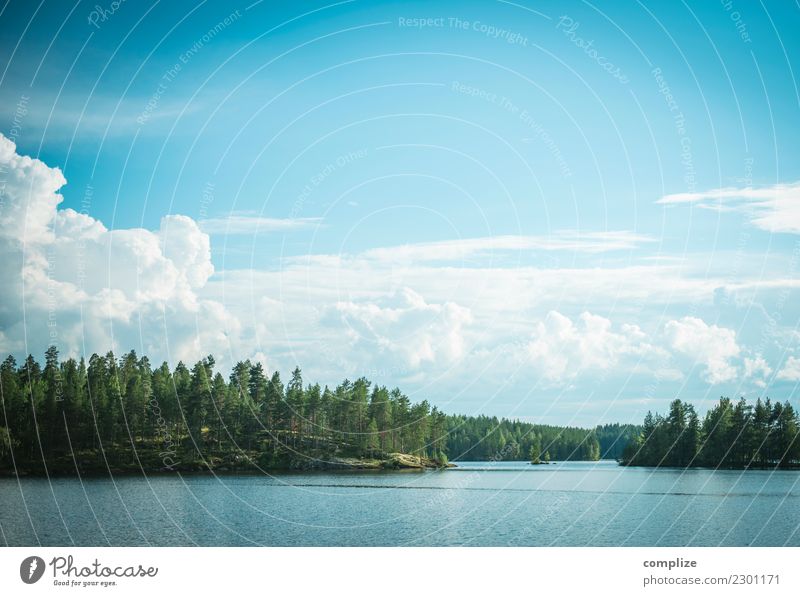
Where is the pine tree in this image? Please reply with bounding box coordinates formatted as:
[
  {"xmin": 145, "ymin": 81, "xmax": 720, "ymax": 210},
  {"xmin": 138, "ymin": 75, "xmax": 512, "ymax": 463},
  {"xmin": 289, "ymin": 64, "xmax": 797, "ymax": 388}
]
[
  {"xmin": 286, "ymin": 367, "xmax": 305, "ymax": 445},
  {"xmin": 4, "ymin": 350, "xmax": 799, "ymax": 473},
  {"xmin": 529, "ymin": 434, "xmax": 541, "ymax": 464},
  {"xmin": 186, "ymin": 360, "xmax": 211, "ymax": 453}
]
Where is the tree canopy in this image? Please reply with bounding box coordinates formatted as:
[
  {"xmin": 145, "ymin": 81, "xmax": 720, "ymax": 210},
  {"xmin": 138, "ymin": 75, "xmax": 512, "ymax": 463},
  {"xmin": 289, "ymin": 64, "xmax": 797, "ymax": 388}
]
[
  {"xmin": 0, "ymin": 348, "xmax": 615, "ymax": 473},
  {"xmin": 622, "ymin": 397, "xmax": 800, "ymax": 468},
  {"xmin": 8, "ymin": 349, "xmax": 792, "ymax": 474}
]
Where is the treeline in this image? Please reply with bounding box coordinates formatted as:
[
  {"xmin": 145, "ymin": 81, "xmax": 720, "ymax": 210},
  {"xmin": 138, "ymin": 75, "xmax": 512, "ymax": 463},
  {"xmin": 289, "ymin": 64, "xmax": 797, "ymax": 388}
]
[
  {"xmin": 445, "ymin": 415, "xmax": 601, "ymax": 461},
  {"xmin": 0, "ymin": 348, "xmax": 612, "ymax": 473},
  {"xmin": 0, "ymin": 348, "xmax": 451, "ymax": 471},
  {"xmin": 595, "ymin": 423, "xmax": 642, "ymax": 460},
  {"xmin": 622, "ymin": 397, "xmax": 800, "ymax": 468}
]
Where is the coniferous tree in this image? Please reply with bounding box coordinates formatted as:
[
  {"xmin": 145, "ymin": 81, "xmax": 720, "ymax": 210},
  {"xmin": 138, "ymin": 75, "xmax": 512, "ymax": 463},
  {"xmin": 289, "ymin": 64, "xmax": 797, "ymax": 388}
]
[
  {"xmin": 4, "ymin": 349, "xmax": 798, "ymax": 473},
  {"xmin": 286, "ymin": 367, "xmax": 305, "ymax": 445},
  {"xmin": 304, "ymin": 383, "xmax": 322, "ymax": 446},
  {"xmin": 529, "ymin": 434, "xmax": 542, "ymax": 464},
  {"xmin": 186, "ymin": 360, "xmax": 211, "ymax": 450},
  {"xmin": 622, "ymin": 396, "xmax": 800, "ymax": 469}
]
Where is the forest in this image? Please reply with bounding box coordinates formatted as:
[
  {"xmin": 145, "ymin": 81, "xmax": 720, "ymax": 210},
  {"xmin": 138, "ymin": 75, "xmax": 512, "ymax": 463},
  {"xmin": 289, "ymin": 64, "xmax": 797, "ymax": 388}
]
[
  {"xmin": 622, "ymin": 397, "xmax": 800, "ymax": 468},
  {"xmin": 0, "ymin": 348, "xmax": 607, "ymax": 474},
  {"xmin": 5, "ymin": 349, "xmax": 795, "ymax": 474}
]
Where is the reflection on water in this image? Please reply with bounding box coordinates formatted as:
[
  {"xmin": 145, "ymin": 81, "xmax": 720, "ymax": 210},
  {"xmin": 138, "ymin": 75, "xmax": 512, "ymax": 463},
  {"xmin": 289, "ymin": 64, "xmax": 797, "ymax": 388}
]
[{"xmin": 1, "ymin": 461, "xmax": 798, "ymax": 546}]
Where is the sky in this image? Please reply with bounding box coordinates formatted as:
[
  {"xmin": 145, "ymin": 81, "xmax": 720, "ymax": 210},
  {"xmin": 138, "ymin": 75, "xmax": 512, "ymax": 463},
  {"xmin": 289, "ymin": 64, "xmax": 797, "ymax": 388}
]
[{"xmin": 1, "ymin": 0, "xmax": 799, "ymax": 426}]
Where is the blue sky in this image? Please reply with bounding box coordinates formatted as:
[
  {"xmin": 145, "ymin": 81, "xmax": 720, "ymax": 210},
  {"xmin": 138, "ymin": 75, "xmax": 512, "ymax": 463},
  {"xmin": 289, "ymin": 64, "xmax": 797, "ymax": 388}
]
[{"xmin": 1, "ymin": 0, "xmax": 799, "ymax": 425}]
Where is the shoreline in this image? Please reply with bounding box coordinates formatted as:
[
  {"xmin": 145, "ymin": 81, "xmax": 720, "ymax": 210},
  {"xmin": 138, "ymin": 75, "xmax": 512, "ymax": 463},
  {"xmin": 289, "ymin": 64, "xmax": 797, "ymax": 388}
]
[
  {"xmin": 5, "ymin": 458, "xmax": 798, "ymax": 478},
  {"xmin": 0, "ymin": 452, "xmax": 456, "ymax": 477}
]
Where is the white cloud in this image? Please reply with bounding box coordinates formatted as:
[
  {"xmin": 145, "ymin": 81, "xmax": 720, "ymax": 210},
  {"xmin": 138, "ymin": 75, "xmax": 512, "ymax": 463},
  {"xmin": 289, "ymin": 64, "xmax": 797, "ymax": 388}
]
[
  {"xmin": 0, "ymin": 133, "xmax": 238, "ymax": 365},
  {"xmin": 657, "ymin": 182, "xmax": 800, "ymax": 233},
  {"xmin": 2, "ymin": 133, "xmax": 793, "ymax": 398},
  {"xmin": 334, "ymin": 287, "xmax": 473, "ymax": 370},
  {"xmin": 200, "ymin": 214, "xmax": 321, "ymax": 235},
  {"xmin": 526, "ymin": 311, "xmax": 668, "ymax": 383},
  {"xmin": 204, "ymin": 242, "xmax": 798, "ymax": 389},
  {"xmin": 0, "ymin": 93, "xmax": 205, "ymax": 140},
  {"xmin": 744, "ymin": 355, "xmax": 772, "ymax": 388},
  {"xmin": 358, "ymin": 230, "xmax": 654, "ymax": 264},
  {"xmin": 776, "ymin": 356, "xmax": 800, "ymax": 382},
  {"xmin": 0, "ymin": 133, "xmax": 66, "ymax": 244},
  {"xmin": 664, "ymin": 317, "xmax": 740, "ymax": 384}
]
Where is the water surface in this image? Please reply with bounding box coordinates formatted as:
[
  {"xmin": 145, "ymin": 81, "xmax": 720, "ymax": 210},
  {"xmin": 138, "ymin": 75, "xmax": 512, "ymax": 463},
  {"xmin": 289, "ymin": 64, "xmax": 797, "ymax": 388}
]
[{"xmin": 2, "ymin": 461, "xmax": 798, "ymax": 546}]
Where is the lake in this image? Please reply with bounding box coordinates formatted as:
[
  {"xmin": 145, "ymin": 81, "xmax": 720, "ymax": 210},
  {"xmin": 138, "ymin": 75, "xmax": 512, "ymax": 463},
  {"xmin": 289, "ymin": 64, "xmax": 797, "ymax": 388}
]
[{"xmin": 1, "ymin": 461, "xmax": 798, "ymax": 546}]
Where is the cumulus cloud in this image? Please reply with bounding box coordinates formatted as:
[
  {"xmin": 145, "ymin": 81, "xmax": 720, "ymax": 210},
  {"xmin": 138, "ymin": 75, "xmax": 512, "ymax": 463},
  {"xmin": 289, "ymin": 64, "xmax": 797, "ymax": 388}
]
[
  {"xmin": 664, "ymin": 317, "xmax": 740, "ymax": 384},
  {"xmin": 0, "ymin": 132, "xmax": 66, "ymax": 243},
  {"xmin": 207, "ymin": 245, "xmax": 791, "ymax": 389},
  {"xmin": 1, "ymin": 133, "xmax": 791, "ymax": 397},
  {"xmin": 657, "ymin": 182, "xmax": 800, "ymax": 234},
  {"xmin": 743, "ymin": 355, "xmax": 772, "ymax": 387},
  {"xmin": 334, "ymin": 287, "xmax": 473, "ymax": 370},
  {"xmin": 776, "ymin": 356, "xmax": 800, "ymax": 382},
  {"xmin": 0, "ymin": 133, "xmax": 237, "ymax": 365},
  {"xmin": 526, "ymin": 311, "xmax": 668, "ymax": 384}
]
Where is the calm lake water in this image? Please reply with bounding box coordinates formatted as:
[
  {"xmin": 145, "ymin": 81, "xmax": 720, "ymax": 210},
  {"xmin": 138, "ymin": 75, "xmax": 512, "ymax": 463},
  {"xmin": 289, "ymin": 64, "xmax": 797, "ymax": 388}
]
[{"xmin": 1, "ymin": 461, "xmax": 798, "ymax": 546}]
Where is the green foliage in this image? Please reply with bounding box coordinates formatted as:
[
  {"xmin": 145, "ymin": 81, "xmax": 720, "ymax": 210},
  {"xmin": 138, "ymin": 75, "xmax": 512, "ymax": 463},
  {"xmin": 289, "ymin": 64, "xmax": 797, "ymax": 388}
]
[
  {"xmin": 0, "ymin": 426, "xmax": 14, "ymax": 458},
  {"xmin": 445, "ymin": 414, "xmax": 601, "ymax": 462},
  {"xmin": 529, "ymin": 434, "xmax": 541, "ymax": 464},
  {"xmin": 622, "ymin": 397, "xmax": 800, "ymax": 468},
  {"xmin": 0, "ymin": 348, "xmax": 649, "ymax": 472},
  {"xmin": 595, "ymin": 423, "xmax": 643, "ymax": 459},
  {"xmin": 0, "ymin": 348, "xmax": 455, "ymax": 470}
]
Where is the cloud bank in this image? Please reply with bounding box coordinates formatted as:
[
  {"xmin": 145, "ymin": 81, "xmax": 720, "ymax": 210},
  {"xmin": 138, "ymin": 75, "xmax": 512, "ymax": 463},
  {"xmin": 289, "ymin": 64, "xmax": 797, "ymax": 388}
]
[{"xmin": 1, "ymin": 133, "xmax": 796, "ymax": 402}]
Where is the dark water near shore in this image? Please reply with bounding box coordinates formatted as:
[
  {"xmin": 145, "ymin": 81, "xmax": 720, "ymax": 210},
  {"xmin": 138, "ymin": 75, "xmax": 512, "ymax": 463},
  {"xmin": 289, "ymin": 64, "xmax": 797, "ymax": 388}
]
[{"xmin": 2, "ymin": 461, "xmax": 799, "ymax": 546}]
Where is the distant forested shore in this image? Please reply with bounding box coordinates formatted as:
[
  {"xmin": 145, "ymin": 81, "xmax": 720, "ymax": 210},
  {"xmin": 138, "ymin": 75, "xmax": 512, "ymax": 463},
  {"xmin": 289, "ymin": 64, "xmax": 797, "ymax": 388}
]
[
  {"xmin": 2, "ymin": 349, "xmax": 796, "ymax": 475},
  {"xmin": 622, "ymin": 397, "xmax": 800, "ymax": 469},
  {"xmin": 1, "ymin": 348, "xmax": 616, "ymax": 475}
]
